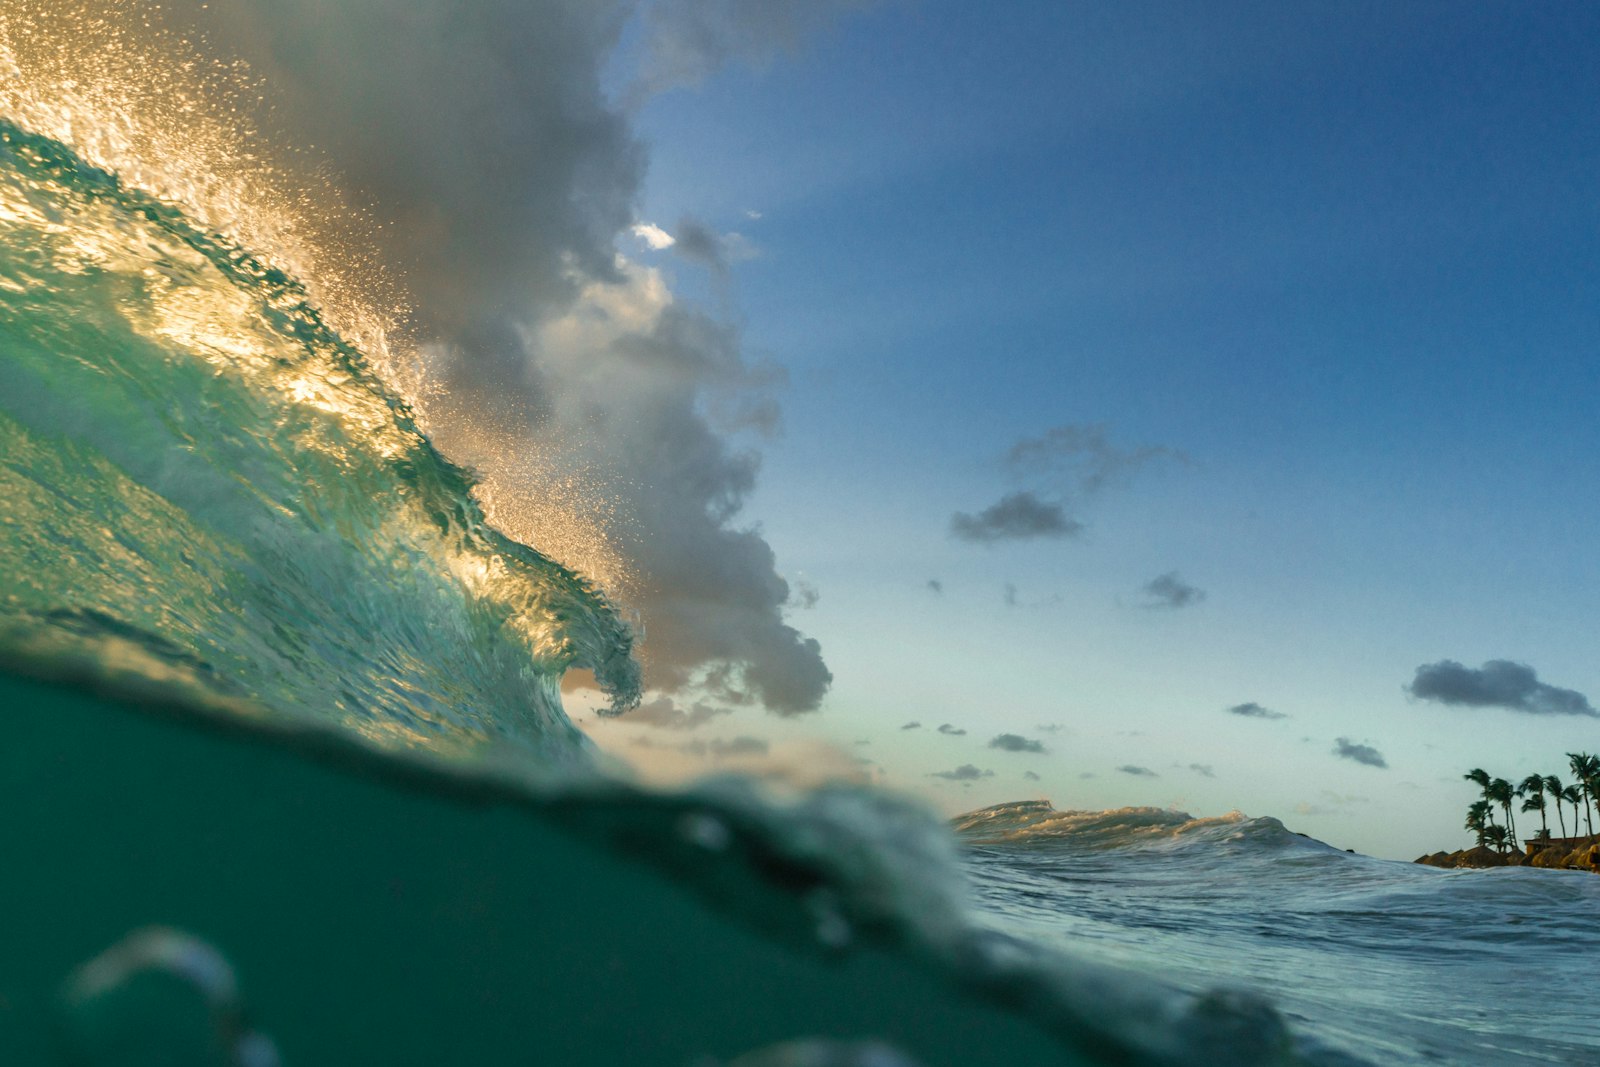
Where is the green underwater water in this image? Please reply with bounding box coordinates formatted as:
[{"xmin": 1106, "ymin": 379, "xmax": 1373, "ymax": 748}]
[{"xmin": 0, "ymin": 671, "xmax": 1076, "ymax": 1066}]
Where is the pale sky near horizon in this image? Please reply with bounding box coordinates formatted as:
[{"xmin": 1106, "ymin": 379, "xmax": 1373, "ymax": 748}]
[{"xmin": 575, "ymin": 1, "xmax": 1600, "ymax": 861}]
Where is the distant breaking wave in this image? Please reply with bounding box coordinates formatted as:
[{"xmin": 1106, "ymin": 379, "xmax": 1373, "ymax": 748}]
[{"xmin": 951, "ymin": 801, "xmax": 1330, "ymax": 857}]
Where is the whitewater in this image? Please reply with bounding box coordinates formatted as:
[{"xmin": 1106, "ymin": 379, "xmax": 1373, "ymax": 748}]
[{"xmin": 2, "ymin": 110, "xmax": 1598, "ymax": 1067}]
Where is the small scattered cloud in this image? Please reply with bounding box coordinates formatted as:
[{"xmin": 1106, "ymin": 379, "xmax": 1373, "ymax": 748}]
[
  {"xmin": 1187, "ymin": 763, "xmax": 1215, "ymax": 778},
  {"xmin": 1227, "ymin": 702, "xmax": 1287, "ymax": 721},
  {"xmin": 631, "ymin": 221, "xmax": 676, "ymax": 250},
  {"xmin": 1140, "ymin": 572, "xmax": 1205, "ymax": 610},
  {"xmin": 1333, "ymin": 738, "xmax": 1387, "ymax": 769},
  {"xmin": 951, "ymin": 492, "xmax": 1082, "ymax": 544},
  {"xmin": 926, "ymin": 579, "xmax": 943, "ymax": 595},
  {"xmin": 937, "ymin": 723, "xmax": 967, "ymax": 736},
  {"xmin": 1002, "ymin": 583, "xmax": 1019, "ymax": 607},
  {"xmin": 1406, "ymin": 659, "xmax": 1597, "ymax": 717},
  {"xmin": 900, "ymin": 721, "xmax": 923, "ymax": 731},
  {"xmin": 1118, "ymin": 765, "xmax": 1158, "ymax": 778},
  {"xmin": 989, "ymin": 733, "xmax": 1047, "ymax": 754},
  {"xmin": 1078, "ymin": 772, "xmax": 1097, "ymax": 779},
  {"xmin": 1037, "ymin": 723, "xmax": 1065, "ymax": 734},
  {"xmin": 1023, "ymin": 771, "xmax": 1041, "ymax": 781},
  {"xmin": 622, "ymin": 696, "xmax": 732, "ymax": 731},
  {"xmin": 930, "ymin": 764, "xmax": 993, "ymax": 781}
]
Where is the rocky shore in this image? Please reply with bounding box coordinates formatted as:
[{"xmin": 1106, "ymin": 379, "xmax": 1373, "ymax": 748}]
[{"xmin": 1415, "ymin": 835, "xmax": 1600, "ymax": 871}]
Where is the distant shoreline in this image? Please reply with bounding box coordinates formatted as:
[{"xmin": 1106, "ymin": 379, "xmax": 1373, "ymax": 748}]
[{"xmin": 1415, "ymin": 834, "xmax": 1600, "ymax": 872}]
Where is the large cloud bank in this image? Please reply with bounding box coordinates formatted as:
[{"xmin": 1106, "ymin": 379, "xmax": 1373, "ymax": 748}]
[{"xmin": 102, "ymin": 0, "xmax": 843, "ymax": 713}]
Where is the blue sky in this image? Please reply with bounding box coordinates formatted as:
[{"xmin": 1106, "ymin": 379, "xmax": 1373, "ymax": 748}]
[{"xmin": 576, "ymin": 1, "xmax": 1600, "ymax": 859}]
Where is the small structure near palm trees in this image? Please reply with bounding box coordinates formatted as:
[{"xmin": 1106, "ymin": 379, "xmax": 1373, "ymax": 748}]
[{"xmin": 1423, "ymin": 754, "xmax": 1600, "ymax": 871}]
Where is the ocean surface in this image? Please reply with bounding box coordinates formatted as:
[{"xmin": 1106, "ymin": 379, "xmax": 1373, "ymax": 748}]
[{"xmin": 2, "ymin": 117, "xmax": 1598, "ymax": 1067}]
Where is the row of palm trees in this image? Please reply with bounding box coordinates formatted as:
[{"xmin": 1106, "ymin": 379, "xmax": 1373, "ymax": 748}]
[{"xmin": 1463, "ymin": 753, "xmax": 1600, "ymax": 853}]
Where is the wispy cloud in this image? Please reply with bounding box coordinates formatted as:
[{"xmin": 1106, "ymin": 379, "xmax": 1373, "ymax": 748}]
[
  {"xmin": 1333, "ymin": 738, "xmax": 1387, "ymax": 769},
  {"xmin": 901, "ymin": 721, "xmax": 923, "ymax": 731},
  {"xmin": 926, "ymin": 578, "xmax": 943, "ymax": 594},
  {"xmin": 989, "ymin": 734, "xmax": 1047, "ymax": 754},
  {"xmin": 1005, "ymin": 424, "xmax": 1182, "ymax": 493},
  {"xmin": 1187, "ymin": 763, "xmax": 1215, "ymax": 778},
  {"xmin": 1118, "ymin": 765, "xmax": 1158, "ymax": 777},
  {"xmin": 1407, "ymin": 659, "xmax": 1597, "ymax": 717},
  {"xmin": 937, "ymin": 723, "xmax": 967, "ymax": 736}
]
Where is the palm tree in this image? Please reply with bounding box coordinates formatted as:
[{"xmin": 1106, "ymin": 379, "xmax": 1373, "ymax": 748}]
[
  {"xmin": 1521, "ymin": 790, "xmax": 1549, "ymax": 842},
  {"xmin": 1487, "ymin": 778, "xmax": 1518, "ymax": 850},
  {"xmin": 1545, "ymin": 775, "xmax": 1568, "ymax": 838},
  {"xmin": 1465, "ymin": 800, "xmax": 1493, "ymax": 847},
  {"xmin": 1483, "ymin": 823, "xmax": 1510, "ymax": 855},
  {"xmin": 1519, "ymin": 774, "xmax": 1550, "ymax": 840},
  {"xmin": 1464, "ymin": 767, "xmax": 1491, "ymax": 797},
  {"xmin": 1562, "ymin": 784, "xmax": 1585, "ymax": 837},
  {"xmin": 1567, "ymin": 754, "xmax": 1599, "ymax": 836}
]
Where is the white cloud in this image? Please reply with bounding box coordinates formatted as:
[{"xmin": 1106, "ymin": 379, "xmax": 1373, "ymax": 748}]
[{"xmin": 632, "ymin": 221, "xmax": 677, "ymax": 250}]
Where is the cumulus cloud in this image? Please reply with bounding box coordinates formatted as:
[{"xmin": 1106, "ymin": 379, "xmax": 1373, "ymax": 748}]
[
  {"xmin": 989, "ymin": 734, "xmax": 1047, "ymax": 754},
  {"xmin": 1407, "ymin": 659, "xmax": 1597, "ymax": 717},
  {"xmin": 937, "ymin": 723, "xmax": 967, "ymax": 736},
  {"xmin": 72, "ymin": 0, "xmax": 840, "ymax": 717},
  {"xmin": 1140, "ymin": 572, "xmax": 1205, "ymax": 610},
  {"xmin": 622, "ymin": 695, "xmax": 731, "ymax": 730},
  {"xmin": 1118, "ymin": 765, "xmax": 1157, "ymax": 777},
  {"xmin": 1333, "ymin": 738, "xmax": 1387, "ymax": 769},
  {"xmin": 930, "ymin": 764, "xmax": 993, "ymax": 781},
  {"xmin": 1227, "ymin": 702, "xmax": 1287, "ymax": 721},
  {"xmin": 950, "ymin": 492, "xmax": 1082, "ymax": 544}
]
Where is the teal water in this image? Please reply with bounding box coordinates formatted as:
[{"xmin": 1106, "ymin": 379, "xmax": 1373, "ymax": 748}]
[{"xmin": 1, "ymin": 116, "xmax": 1591, "ymax": 1066}]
